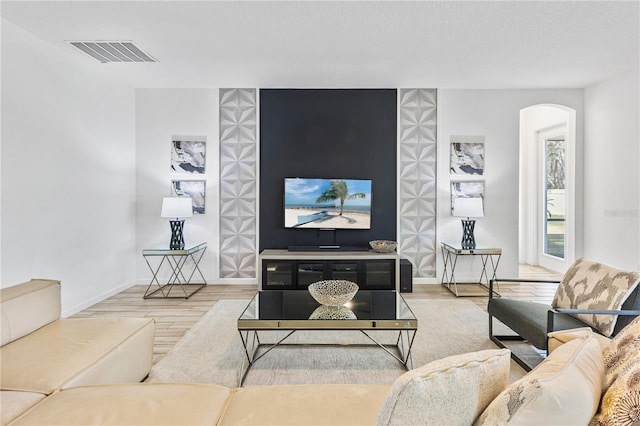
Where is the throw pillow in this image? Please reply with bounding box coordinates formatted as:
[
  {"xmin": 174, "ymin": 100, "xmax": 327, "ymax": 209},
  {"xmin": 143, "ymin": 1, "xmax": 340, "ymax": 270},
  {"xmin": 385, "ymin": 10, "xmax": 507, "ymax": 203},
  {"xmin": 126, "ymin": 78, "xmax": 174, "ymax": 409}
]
[
  {"xmin": 476, "ymin": 336, "xmax": 603, "ymax": 425},
  {"xmin": 591, "ymin": 355, "xmax": 640, "ymax": 426},
  {"xmin": 592, "ymin": 314, "xmax": 640, "ymax": 425},
  {"xmin": 376, "ymin": 349, "xmax": 510, "ymax": 426},
  {"xmin": 602, "ymin": 314, "xmax": 640, "ymax": 388},
  {"xmin": 552, "ymin": 258, "xmax": 640, "ymax": 337}
]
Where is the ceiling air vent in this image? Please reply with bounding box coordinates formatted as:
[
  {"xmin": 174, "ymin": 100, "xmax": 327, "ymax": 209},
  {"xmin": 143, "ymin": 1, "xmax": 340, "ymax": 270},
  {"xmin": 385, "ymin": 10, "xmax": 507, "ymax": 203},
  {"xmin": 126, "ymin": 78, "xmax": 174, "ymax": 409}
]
[{"xmin": 68, "ymin": 41, "xmax": 157, "ymax": 63}]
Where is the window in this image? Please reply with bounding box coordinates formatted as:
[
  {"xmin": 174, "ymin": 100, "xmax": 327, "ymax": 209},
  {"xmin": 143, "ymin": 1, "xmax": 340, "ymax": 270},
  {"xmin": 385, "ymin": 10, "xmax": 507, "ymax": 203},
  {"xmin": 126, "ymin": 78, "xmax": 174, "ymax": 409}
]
[{"xmin": 544, "ymin": 136, "xmax": 566, "ymax": 259}]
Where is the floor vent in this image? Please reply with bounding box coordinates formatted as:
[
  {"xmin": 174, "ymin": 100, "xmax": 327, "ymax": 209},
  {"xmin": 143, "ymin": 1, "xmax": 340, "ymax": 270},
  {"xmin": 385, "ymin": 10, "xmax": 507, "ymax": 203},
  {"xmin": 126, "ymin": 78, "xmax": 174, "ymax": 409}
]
[{"xmin": 68, "ymin": 41, "xmax": 157, "ymax": 63}]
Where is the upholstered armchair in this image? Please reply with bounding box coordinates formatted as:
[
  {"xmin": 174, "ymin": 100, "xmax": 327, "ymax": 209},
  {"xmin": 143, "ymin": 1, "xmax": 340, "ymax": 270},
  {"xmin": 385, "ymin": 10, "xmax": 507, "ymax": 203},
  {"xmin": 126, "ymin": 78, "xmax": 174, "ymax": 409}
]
[{"xmin": 488, "ymin": 258, "xmax": 640, "ymax": 370}]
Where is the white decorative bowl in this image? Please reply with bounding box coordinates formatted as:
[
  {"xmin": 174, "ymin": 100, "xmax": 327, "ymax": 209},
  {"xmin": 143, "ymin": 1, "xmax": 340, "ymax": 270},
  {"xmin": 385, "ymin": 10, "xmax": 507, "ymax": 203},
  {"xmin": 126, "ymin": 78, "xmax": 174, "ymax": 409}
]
[
  {"xmin": 369, "ymin": 240, "xmax": 398, "ymax": 253},
  {"xmin": 308, "ymin": 280, "xmax": 359, "ymax": 306}
]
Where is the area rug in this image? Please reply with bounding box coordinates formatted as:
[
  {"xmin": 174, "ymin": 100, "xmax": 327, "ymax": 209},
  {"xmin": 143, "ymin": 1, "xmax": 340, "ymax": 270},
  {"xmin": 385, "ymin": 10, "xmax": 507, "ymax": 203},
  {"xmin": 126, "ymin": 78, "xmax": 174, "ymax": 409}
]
[{"xmin": 148, "ymin": 299, "xmax": 528, "ymax": 387}]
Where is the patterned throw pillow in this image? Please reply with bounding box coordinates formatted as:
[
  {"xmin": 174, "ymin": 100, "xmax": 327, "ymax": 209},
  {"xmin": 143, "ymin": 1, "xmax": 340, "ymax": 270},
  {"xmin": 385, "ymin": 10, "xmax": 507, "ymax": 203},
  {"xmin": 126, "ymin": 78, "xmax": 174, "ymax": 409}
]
[
  {"xmin": 591, "ymin": 356, "xmax": 640, "ymax": 426},
  {"xmin": 602, "ymin": 315, "xmax": 640, "ymax": 388},
  {"xmin": 552, "ymin": 258, "xmax": 640, "ymax": 337},
  {"xmin": 476, "ymin": 337, "xmax": 603, "ymax": 425},
  {"xmin": 591, "ymin": 315, "xmax": 640, "ymax": 425},
  {"xmin": 377, "ymin": 349, "xmax": 510, "ymax": 426}
]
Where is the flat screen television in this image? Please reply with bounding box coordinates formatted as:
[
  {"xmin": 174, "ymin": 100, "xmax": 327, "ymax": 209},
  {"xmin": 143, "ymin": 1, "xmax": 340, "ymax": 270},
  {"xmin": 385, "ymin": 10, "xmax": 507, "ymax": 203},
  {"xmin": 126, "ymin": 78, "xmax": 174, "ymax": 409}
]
[{"xmin": 284, "ymin": 178, "xmax": 372, "ymax": 229}]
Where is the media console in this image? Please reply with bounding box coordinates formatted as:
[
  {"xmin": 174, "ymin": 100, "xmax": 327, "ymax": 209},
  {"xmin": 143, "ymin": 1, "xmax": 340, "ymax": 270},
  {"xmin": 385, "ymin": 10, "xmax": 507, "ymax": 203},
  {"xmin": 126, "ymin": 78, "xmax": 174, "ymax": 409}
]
[
  {"xmin": 259, "ymin": 249, "xmax": 400, "ymax": 292},
  {"xmin": 287, "ymin": 245, "xmax": 370, "ymax": 252}
]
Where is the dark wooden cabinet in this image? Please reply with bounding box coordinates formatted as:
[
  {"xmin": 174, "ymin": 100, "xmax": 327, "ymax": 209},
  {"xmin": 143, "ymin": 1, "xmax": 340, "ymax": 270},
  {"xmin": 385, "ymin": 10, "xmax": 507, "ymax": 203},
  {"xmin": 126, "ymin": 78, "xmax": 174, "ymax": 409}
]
[
  {"xmin": 260, "ymin": 250, "xmax": 398, "ymax": 291},
  {"xmin": 364, "ymin": 260, "xmax": 396, "ymax": 289},
  {"xmin": 262, "ymin": 260, "xmax": 296, "ymax": 289},
  {"xmin": 296, "ymin": 262, "xmax": 326, "ymax": 288},
  {"xmin": 330, "ymin": 261, "xmax": 359, "ymax": 283}
]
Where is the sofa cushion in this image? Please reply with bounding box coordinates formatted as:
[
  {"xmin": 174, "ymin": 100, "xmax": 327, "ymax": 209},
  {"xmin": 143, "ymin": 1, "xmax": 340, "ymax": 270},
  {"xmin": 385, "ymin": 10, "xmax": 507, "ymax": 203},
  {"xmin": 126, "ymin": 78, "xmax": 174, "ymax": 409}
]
[
  {"xmin": 0, "ymin": 317, "xmax": 155, "ymax": 394},
  {"xmin": 552, "ymin": 258, "xmax": 640, "ymax": 337},
  {"xmin": 1, "ymin": 279, "xmax": 61, "ymax": 346},
  {"xmin": 8, "ymin": 383, "xmax": 231, "ymax": 425},
  {"xmin": 219, "ymin": 384, "xmax": 391, "ymax": 425},
  {"xmin": 377, "ymin": 349, "xmax": 510, "ymax": 425},
  {"xmin": 476, "ymin": 336, "xmax": 603, "ymax": 425},
  {"xmin": 0, "ymin": 390, "xmax": 46, "ymax": 426}
]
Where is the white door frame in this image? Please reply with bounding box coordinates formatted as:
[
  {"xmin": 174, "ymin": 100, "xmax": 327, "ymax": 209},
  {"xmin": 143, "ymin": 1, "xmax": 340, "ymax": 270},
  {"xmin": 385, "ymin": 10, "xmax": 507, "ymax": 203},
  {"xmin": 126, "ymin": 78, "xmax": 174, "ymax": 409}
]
[{"xmin": 519, "ymin": 105, "xmax": 576, "ymax": 273}]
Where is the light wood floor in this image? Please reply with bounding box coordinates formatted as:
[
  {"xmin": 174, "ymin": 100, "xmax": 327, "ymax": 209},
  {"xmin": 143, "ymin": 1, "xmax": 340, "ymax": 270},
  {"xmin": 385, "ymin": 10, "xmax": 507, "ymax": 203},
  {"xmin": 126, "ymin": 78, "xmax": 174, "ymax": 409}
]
[{"xmin": 73, "ymin": 264, "xmax": 561, "ymax": 365}]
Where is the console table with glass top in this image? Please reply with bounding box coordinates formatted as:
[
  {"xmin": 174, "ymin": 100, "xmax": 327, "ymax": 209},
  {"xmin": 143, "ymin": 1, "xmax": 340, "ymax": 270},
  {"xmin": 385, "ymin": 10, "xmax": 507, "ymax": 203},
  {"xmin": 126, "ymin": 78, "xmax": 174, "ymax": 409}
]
[
  {"xmin": 237, "ymin": 290, "xmax": 417, "ymax": 386},
  {"xmin": 142, "ymin": 242, "xmax": 207, "ymax": 299},
  {"xmin": 441, "ymin": 242, "xmax": 502, "ymax": 297}
]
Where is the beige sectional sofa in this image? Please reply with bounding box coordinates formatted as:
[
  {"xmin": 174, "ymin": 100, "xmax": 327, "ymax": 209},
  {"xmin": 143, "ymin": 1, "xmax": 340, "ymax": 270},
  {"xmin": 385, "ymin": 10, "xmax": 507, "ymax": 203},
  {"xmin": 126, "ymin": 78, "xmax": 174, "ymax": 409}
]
[
  {"xmin": 0, "ymin": 279, "xmax": 155, "ymax": 425},
  {"xmin": 3, "ymin": 278, "xmax": 640, "ymax": 425}
]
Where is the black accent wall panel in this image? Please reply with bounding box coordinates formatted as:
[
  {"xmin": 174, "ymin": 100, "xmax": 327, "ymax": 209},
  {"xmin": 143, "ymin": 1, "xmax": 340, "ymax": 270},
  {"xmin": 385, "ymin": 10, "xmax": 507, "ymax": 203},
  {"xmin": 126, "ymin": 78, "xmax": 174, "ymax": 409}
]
[{"xmin": 260, "ymin": 89, "xmax": 397, "ymax": 250}]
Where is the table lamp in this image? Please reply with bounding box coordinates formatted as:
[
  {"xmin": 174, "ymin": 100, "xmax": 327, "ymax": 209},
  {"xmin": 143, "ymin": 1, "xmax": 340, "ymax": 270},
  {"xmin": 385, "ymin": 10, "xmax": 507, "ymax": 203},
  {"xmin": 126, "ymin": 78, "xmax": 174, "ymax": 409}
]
[
  {"xmin": 452, "ymin": 197, "xmax": 484, "ymax": 249},
  {"xmin": 161, "ymin": 197, "xmax": 193, "ymax": 250}
]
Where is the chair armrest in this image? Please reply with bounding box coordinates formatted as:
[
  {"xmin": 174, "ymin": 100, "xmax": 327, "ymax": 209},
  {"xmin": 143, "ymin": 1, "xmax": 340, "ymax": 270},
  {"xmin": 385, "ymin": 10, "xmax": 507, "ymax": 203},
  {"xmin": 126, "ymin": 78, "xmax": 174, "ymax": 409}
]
[
  {"xmin": 547, "ymin": 308, "xmax": 640, "ymax": 335},
  {"xmin": 552, "ymin": 308, "xmax": 640, "ymax": 316},
  {"xmin": 547, "ymin": 327, "xmax": 612, "ymax": 353},
  {"xmin": 488, "ymin": 278, "xmax": 560, "ymax": 299},
  {"xmin": 492, "ymin": 278, "xmax": 561, "ymax": 284}
]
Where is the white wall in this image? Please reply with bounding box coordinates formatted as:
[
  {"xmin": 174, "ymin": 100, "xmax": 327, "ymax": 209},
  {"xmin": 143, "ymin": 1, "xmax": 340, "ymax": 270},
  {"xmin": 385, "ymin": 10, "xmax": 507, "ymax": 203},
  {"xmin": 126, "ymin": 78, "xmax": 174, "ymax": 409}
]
[
  {"xmin": 437, "ymin": 89, "xmax": 583, "ymax": 280},
  {"xmin": 137, "ymin": 88, "xmax": 590, "ymax": 285},
  {"xmin": 584, "ymin": 67, "xmax": 640, "ymax": 271},
  {"xmin": 135, "ymin": 89, "xmax": 220, "ymax": 283},
  {"xmin": 1, "ymin": 20, "xmax": 136, "ymax": 315},
  {"xmin": 4, "ymin": 19, "xmax": 634, "ymax": 310}
]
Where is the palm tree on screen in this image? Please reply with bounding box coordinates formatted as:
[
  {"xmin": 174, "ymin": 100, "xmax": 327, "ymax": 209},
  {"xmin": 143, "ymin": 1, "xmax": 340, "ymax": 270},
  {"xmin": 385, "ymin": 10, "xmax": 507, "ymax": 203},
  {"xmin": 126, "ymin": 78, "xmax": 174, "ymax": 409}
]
[{"xmin": 315, "ymin": 180, "xmax": 366, "ymax": 216}]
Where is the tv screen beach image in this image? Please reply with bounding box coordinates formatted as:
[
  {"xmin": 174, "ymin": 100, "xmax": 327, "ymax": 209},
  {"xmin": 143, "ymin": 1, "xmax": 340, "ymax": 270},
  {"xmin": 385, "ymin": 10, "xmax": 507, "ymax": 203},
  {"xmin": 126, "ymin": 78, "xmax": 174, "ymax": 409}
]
[{"xmin": 284, "ymin": 178, "xmax": 372, "ymax": 229}]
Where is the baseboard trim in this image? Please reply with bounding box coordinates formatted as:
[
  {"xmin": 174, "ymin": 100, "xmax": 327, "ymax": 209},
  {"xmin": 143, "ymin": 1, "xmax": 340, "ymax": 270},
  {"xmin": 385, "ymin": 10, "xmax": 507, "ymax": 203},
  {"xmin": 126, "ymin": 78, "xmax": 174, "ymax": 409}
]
[
  {"xmin": 62, "ymin": 279, "xmax": 136, "ymax": 318},
  {"xmin": 413, "ymin": 277, "xmax": 440, "ymax": 285}
]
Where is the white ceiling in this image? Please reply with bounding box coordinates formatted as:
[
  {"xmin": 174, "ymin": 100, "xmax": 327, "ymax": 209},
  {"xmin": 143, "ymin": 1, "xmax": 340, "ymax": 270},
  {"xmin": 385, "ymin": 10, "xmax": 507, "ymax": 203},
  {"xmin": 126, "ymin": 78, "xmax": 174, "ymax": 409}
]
[{"xmin": 2, "ymin": 0, "xmax": 638, "ymax": 89}]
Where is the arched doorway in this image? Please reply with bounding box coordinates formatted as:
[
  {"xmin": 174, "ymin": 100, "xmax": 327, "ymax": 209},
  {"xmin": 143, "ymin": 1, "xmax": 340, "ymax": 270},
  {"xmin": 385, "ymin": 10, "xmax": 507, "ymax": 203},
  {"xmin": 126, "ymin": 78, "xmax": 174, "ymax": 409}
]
[{"xmin": 519, "ymin": 105, "xmax": 577, "ymax": 273}]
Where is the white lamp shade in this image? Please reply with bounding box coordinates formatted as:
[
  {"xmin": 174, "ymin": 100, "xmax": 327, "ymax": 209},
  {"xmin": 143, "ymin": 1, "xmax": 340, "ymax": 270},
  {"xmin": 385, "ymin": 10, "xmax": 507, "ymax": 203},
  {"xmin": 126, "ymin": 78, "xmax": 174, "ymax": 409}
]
[
  {"xmin": 161, "ymin": 197, "xmax": 193, "ymax": 219},
  {"xmin": 453, "ymin": 197, "xmax": 484, "ymax": 218}
]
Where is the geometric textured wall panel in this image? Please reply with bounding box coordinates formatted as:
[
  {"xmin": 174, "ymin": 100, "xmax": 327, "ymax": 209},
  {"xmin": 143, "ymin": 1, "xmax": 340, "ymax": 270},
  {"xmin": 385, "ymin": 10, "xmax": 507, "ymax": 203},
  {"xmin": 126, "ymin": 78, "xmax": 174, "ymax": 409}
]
[
  {"xmin": 219, "ymin": 89, "xmax": 257, "ymax": 278},
  {"xmin": 398, "ymin": 89, "xmax": 437, "ymax": 278}
]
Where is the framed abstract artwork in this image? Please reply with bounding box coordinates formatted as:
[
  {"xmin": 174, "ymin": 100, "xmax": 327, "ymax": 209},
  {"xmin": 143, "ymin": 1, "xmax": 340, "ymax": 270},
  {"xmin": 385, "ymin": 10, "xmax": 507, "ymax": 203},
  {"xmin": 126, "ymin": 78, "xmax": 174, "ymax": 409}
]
[
  {"xmin": 450, "ymin": 136, "xmax": 485, "ymax": 176},
  {"xmin": 172, "ymin": 180, "xmax": 206, "ymax": 214},
  {"xmin": 451, "ymin": 180, "xmax": 484, "ymax": 213},
  {"xmin": 171, "ymin": 137, "xmax": 206, "ymax": 174}
]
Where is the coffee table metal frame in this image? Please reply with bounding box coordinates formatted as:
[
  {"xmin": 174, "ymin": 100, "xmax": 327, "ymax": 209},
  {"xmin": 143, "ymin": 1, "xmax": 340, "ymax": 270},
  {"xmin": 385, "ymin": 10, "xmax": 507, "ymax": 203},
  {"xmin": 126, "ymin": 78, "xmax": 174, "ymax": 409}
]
[{"xmin": 237, "ymin": 291, "xmax": 417, "ymax": 386}]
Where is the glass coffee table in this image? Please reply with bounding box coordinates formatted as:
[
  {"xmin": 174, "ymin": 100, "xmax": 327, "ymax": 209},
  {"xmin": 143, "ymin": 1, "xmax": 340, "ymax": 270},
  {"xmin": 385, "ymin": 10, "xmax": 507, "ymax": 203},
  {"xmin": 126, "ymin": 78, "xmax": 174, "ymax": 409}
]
[{"xmin": 237, "ymin": 290, "xmax": 417, "ymax": 386}]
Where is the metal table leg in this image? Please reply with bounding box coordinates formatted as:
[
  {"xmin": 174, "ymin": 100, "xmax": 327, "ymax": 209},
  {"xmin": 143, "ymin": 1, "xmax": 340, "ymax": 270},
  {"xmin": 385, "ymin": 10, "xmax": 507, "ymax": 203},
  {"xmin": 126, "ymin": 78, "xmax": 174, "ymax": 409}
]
[{"xmin": 143, "ymin": 246, "xmax": 207, "ymax": 299}]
